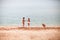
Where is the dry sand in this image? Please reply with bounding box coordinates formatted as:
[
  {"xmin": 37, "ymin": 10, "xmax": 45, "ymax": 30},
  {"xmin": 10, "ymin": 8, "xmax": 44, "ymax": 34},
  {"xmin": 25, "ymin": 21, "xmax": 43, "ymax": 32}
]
[{"xmin": 0, "ymin": 26, "xmax": 60, "ymax": 40}]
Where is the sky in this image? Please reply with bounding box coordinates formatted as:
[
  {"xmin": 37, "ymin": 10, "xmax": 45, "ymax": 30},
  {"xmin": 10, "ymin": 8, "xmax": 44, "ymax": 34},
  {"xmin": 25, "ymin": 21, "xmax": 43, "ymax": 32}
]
[{"xmin": 0, "ymin": 0, "xmax": 60, "ymax": 27}]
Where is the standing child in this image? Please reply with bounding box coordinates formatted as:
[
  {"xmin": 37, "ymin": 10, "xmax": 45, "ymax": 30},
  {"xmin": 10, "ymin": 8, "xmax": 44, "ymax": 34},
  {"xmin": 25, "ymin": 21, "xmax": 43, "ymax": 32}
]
[
  {"xmin": 28, "ymin": 18, "xmax": 30, "ymax": 27},
  {"xmin": 22, "ymin": 17, "xmax": 25, "ymax": 27}
]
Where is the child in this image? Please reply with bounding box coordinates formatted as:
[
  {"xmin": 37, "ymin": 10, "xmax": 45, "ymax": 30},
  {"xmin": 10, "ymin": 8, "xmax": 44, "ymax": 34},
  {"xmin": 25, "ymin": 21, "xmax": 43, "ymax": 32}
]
[
  {"xmin": 22, "ymin": 17, "xmax": 25, "ymax": 27},
  {"xmin": 42, "ymin": 24, "xmax": 46, "ymax": 28},
  {"xmin": 28, "ymin": 18, "xmax": 30, "ymax": 27}
]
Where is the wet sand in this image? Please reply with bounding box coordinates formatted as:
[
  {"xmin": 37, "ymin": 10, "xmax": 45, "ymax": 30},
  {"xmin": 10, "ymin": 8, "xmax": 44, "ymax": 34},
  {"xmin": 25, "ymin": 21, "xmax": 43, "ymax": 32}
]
[{"xmin": 0, "ymin": 26, "xmax": 60, "ymax": 40}]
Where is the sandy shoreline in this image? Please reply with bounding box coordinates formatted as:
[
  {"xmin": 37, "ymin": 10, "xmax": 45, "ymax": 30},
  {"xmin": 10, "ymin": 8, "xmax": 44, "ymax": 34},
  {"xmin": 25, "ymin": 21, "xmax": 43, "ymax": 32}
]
[
  {"xmin": 0, "ymin": 26, "xmax": 60, "ymax": 30},
  {"xmin": 0, "ymin": 29, "xmax": 60, "ymax": 40},
  {"xmin": 0, "ymin": 26, "xmax": 60, "ymax": 40}
]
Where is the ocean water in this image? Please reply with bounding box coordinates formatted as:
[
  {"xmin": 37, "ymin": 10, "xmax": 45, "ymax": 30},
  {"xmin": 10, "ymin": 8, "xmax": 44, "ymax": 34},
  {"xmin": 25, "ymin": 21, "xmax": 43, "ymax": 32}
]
[
  {"xmin": 0, "ymin": 0, "xmax": 60, "ymax": 27},
  {"xmin": 0, "ymin": 15, "xmax": 60, "ymax": 27}
]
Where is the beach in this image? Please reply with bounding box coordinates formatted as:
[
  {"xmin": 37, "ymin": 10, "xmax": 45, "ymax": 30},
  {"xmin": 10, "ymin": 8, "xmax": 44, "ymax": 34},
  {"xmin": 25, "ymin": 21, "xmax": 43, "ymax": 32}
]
[{"xmin": 0, "ymin": 26, "xmax": 60, "ymax": 40}]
